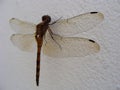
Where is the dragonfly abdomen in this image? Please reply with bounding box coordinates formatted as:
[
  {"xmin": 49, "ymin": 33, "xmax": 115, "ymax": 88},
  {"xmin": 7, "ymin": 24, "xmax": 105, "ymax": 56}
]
[{"xmin": 36, "ymin": 37, "xmax": 43, "ymax": 86}]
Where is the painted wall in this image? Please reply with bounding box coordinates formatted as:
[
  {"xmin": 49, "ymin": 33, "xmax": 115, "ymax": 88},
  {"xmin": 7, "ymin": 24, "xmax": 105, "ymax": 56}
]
[{"xmin": 0, "ymin": 0, "xmax": 120, "ymax": 90}]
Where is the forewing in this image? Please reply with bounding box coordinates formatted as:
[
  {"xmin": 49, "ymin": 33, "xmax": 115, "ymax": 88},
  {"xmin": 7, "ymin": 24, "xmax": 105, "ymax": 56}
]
[
  {"xmin": 43, "ymin": 32, "xmax": 100, "ymax": 58},
  {"xmin": 11, "ymin": 34, "xmax": 37, "ymax": 52},
  {"xmin": 50, "ymin": 12, "xmax": 104, "ymax": 36},
  {"xmin": 9, "ymin": 18, "xmax": 36, "ymax": 34}
]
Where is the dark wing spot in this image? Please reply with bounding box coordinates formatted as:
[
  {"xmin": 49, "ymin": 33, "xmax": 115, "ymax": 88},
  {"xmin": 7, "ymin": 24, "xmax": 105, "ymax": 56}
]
[
  {"xmin": 90, "ymin": 12, "xmax": 98, "ymax": 14},
  {"xmin": 12, "ymin": 34, "xmax": 15, "ymax": 36},
  {"xmin": 89, "ymin": 39, "xmax": 95, "ymax": 43},
  {"xmin": 11, "ymin": 18, "xmax": 15, "ymax": 20}
]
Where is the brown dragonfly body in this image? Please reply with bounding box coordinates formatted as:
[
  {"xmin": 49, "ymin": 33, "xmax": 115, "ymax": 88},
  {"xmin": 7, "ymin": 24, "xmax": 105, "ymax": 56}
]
[
  {"xmin": 10, "ymin": 12, "xmax": 104, "ymax": 86},
  {"xmin": 35, "ymin": 15, "xmax": 51, "ymax": 86}
]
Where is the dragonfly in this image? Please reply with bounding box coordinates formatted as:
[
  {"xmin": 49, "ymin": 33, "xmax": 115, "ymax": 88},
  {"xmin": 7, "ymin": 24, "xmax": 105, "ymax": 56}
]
[{"xmin": 9, "ymin": 12, "xmax": 104, "ymax": 86}]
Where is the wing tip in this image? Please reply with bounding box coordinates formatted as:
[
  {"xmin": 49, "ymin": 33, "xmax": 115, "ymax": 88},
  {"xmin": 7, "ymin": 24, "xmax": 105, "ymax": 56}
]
[
  {"xmin": 9, "ymin": 18, "xmax": 15, "ymax": 22},
  {"xmin": 90, "ymin": 12, "xmax": 104, "ymax": 19},
  {"xmin": 9, "ymin": 18, "xmax": 18, "ymax": 26},
  {"xmin": 88, "ymin": 39, "xmax": 100, "ymax": 52}
]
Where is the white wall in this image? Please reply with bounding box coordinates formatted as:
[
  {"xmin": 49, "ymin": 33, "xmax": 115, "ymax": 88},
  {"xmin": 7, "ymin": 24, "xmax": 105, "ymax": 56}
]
[{"xmin": 0, "ymin": 0, "xmax": 120, "ymax": 90}]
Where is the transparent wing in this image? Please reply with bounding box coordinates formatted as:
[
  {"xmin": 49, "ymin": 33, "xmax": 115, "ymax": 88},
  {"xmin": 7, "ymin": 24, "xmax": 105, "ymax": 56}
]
[
  {"xmin": 43, "ymin": 32, "xmax": 100, "ymax": 58},
  {"xmin": 11, "ymin": 32, "xmax": 100, "ymax": 57},
  {"xmin": 50, "ymin": 12, "xmax": 104, "ymax": 36},
  {"xmin": 9, "ymin": 18, "xmax": 36, "ymax": 34},
  {"xmin": 10, "ymin": 34, "xmax": 37, "ymax": 52}
]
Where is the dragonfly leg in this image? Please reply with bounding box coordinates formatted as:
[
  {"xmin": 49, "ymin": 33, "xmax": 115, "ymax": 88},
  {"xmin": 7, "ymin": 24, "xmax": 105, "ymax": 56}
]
[{"xmin": 48, "ymin": 28, "xmax": 62, "ymax": 50}]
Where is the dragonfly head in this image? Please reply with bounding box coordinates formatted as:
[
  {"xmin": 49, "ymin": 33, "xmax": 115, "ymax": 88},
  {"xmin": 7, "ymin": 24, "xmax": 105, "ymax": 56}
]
[{"xmin": 42, "ymin": 15, "xmax": 51, "ymax": 24}]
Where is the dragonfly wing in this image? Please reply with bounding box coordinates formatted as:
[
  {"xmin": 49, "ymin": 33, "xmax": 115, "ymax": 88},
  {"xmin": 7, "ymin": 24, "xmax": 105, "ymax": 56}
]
[
  {"xmin": 50, "ymin": 12, "xmax": 104, "ymax": 36},
  {"xmin": 11, "ymin": 34, "xmax": 37, "ymax": 52},
  {"xmin": 9, "ymin": 18, "xmax": 36, "ymax": 34},
  {"xmin": 43, "ymin": 32, "xmax": 100, "ymax": 58}
]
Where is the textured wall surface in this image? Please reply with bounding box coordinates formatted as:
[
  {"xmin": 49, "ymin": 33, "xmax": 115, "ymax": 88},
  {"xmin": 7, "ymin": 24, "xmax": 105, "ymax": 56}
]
[{"xmin": 0, "ymin": 0, "xmax": 120, "ymax": 90}]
